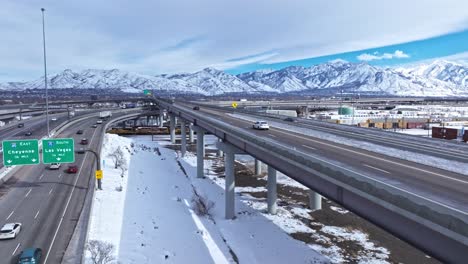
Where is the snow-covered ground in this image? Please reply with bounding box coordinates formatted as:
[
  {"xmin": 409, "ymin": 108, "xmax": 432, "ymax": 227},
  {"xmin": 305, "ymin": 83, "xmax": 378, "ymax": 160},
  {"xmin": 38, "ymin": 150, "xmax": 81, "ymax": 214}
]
[{"xmin": 85, "ymin": 134, "xmax": 330, "ymax": 263}]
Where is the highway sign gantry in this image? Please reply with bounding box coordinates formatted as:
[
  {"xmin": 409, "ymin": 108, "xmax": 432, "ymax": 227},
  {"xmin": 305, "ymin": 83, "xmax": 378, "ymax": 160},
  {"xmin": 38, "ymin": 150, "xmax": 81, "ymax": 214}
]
[
  {"xmin": 2, "ymin": 139, "xmax": 40, "ymax": 166},
  {"xmin": 42, "ymin": 138, "xmax": 75, "ymax": 164}
]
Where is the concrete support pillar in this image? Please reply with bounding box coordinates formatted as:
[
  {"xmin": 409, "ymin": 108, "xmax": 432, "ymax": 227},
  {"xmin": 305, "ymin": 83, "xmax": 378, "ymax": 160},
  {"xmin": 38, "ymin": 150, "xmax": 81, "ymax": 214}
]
[
  {"xmin": 309, "ymin": 190, "xmax": 322, "ymax": 211},
  {"xmin": 193, "ymin": 127, "xmax": 205, "ymax": 178},
  {"xmin": 255, "ymin": 159, "xmax": 262, "ymax": 175},
  {"xmin": 217, "ymin": 139, "xmax": 224, "ymax": 157},
  {"xmin": 159, "ymin": 115, "xmax": 164, "ymax": 128},
  {"xmin": 267, "ymin": 166, "xmax": 277, "ymax": 214},
  {"xmin": 189, "ymin": 123, "xmax": 194, "ymax": 143},
  {"xmin": 180, "ymin": 120, "xmax": 187, "ymax": 157},
  {"xmin": 225, "ymin": 150, "xmax": 235, "ymax": 219},
  {"xmin": 216, "ymin": 141, "xmax": 245, "ymax": 219},
  {"xmin": 169, "ymin": 114, "xmax": 176, "ymax": 144}
]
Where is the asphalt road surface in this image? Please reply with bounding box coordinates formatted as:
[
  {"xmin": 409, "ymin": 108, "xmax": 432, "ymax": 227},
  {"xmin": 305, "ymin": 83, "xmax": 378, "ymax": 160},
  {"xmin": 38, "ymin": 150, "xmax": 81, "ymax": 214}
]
[
  {"xmin": 189, "ymin": 104, "xmax": 468, "ymax": 213},
  {"xmin": 0, "ymin": 114, "xmax": 107, "ymax": 264}
]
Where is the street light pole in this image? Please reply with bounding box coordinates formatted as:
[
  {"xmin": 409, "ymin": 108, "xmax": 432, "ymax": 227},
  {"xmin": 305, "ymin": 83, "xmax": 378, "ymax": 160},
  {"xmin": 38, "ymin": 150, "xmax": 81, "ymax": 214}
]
[
  {"xmin": 41, "ymin": 8, "xmax": 50, "ymax": 137},
  {"xmin": 84, "ymin": 149, "xmax": 102, "ymax": 190}
]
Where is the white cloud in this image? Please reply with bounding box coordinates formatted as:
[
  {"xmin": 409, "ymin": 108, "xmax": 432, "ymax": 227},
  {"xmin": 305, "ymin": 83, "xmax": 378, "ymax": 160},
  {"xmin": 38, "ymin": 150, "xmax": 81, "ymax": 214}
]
[
  {"xmin": 357, "ymin": 50, "xmax": 410, "ymax": 61},
  {"xmin": 0, "ymin": 0, "xmax": 467, "ymax": 81}
]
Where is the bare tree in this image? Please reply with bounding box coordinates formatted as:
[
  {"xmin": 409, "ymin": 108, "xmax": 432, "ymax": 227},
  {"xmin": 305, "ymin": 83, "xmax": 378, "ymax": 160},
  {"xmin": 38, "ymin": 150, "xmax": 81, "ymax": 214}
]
[
  {"xmin": 86, "ymin": 240, "xmax": 115, "ymax": 264},
  {"xmin": 108, "ymin": 147, "xmax": 124, "ymax": 169},
  {"xmin": 191, "ymin": 193, "xmax": 215, "ymax": 217},
  {"xmin": 118, "ymin": 158, "xmax": 128, "ymax": 178}
]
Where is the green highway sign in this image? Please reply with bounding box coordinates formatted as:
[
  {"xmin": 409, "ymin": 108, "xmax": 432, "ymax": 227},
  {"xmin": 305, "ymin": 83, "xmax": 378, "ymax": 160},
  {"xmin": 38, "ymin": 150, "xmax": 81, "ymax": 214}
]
[
  {"xmin": 42, "ymin": 138, "xmax": 75, "ymax": 164},
  {"xmin": 2, "ymin": 139, "xmax": 40, "ymax": 166},
  {"xmin": 144, "ymin": 89, "xmax": 152, "ymax": 96}
]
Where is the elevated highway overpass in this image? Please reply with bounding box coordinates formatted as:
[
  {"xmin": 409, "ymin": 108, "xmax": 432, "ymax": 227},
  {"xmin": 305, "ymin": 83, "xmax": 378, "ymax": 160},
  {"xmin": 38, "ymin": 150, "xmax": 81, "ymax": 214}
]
[{"xmin": 156, "ymin": 98, "xmax": 468, "ymax": 263}]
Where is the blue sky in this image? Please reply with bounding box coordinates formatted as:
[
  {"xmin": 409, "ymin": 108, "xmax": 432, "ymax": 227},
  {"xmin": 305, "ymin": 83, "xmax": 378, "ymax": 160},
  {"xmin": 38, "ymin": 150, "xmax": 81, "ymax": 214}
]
[
  {"xmin": 227, "ymin": 30, "xmax": 468, "ymax": 74},
  {"xmin": 0, "ymin": 0, "xmax": 467, "ymax": 82}
]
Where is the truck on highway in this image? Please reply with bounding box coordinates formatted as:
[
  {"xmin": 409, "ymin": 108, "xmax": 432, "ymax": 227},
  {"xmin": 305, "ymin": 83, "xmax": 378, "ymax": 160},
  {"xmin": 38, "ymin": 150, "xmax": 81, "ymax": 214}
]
[{"xmin": 99, "ymin": 111, "xmax": 112, "ymax": 119}]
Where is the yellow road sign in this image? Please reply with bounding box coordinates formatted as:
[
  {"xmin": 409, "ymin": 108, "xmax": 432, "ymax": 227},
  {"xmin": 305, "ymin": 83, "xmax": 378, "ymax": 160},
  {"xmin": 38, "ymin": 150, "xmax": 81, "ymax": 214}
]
[
  {"xmin": 232, "ymin": 102, "xmax": 238, "ymax": 108},
  {"xmin": 96, "ymin": 170, "xmax": 103, "ymax": 179}
]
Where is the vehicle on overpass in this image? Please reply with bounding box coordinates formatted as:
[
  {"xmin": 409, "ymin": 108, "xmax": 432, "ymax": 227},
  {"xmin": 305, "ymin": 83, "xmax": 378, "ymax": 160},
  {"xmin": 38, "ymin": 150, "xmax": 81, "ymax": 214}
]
[
  {"xmin": 51, "ymin": 117, "xmax": 57, "ymax": 121},
  {"xmin": 91, "ymin": 124, "xmax": 98, "ymax": 128},
  {"xmin": 76, "ymin": 148, "xmax": 86, "ymax": 154},
  {"xmin": 253, "ymin": 121, "xmax": 270, "ymax": 130},
  {"xmin": 96, "ymin": 120, "xmax": 103, "ymax": 124},
  {"xmin": 80, "ymin": 138, "xmax": 88, "ymax": 145},
  {"xmin": 193, "ymin": 106, "xmax": 200, "ymax": 110},
  {"xmin": 17, "ymin": 123, "xmax": 24, "ymax": 128},
  {"xmin": 24, "ymin": 131, "xmax": 32, "ymax": 136},
  {"xmin": 0, "ymin": 223, "xmax": 21, "ymax": 240},
  {"xmin": 17, "ymin": 247, "xmax": 42, "ymax": 264},
  {"xmin": 76, "ymin": 130, "xmax": 84, "ymax": 134}
]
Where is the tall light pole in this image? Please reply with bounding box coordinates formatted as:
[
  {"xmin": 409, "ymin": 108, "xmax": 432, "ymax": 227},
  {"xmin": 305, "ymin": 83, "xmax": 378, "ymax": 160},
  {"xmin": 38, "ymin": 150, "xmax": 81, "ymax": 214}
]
[{"xmin": 41, "ymin": 8, "xmax": 50, "ymax": 137}]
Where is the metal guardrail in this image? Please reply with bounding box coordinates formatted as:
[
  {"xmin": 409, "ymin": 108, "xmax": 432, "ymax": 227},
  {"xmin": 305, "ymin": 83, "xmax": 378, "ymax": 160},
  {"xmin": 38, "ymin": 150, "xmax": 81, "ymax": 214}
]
[{"xmin": 156, "ymin": 98, "xmax": 468, "ymax": 263}]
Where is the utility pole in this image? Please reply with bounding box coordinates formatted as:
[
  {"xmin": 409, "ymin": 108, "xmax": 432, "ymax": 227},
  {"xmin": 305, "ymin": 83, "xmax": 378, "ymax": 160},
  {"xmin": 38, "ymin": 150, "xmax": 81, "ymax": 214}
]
[{"xmin": 41, "ymin": 8, "xmax": 50, "ymax": 137}]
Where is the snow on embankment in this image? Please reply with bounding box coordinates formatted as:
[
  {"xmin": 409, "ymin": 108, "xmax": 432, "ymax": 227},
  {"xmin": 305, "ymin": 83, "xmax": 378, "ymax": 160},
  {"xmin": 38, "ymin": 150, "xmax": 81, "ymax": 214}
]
[{"xmin": 85, "ymin": 134, "xmax": 329, "ymax": 263}]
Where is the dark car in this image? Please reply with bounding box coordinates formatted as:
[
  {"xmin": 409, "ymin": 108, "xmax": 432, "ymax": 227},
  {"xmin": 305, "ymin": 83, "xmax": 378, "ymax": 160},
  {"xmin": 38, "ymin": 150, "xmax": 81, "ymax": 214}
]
[
  {"xmin": 17, "ymin": 247, "xmax": 42, "ymax": 264},
  {"xmin": 76, "ymin": 130, "xmax": 84, "ymax": 134},
  {"xmin": 193, "ymin": 106, "xmax": 200, "ymax": 110},
  {"xmin": 283, "ymin": 117, "xmax": 296, "ymax": 122},
  {"xmin": 80, "ymin": 138, "xmax": 88, "ymax": 145},
  {"xmin": 17, "ymin": 123, "xmax": 24, "ymax": 128},
  {"xmin": 24, "ymin": 131, "xmax": 32, "ymax": 136},
  {"xmin": 76, "ymin": 148, "xmax": 86, "ymax": 154},
  {"xmin": 67, "ymin": 165, "xmax": 78, "ymax": 174}
]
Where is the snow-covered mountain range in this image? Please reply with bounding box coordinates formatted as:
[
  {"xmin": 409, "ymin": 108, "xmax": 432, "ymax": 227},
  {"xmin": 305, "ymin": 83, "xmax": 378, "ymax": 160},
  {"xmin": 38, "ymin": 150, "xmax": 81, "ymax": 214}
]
[{"xmin": 1, "ymin": 60, "xmax": 467, "ymax": 97}]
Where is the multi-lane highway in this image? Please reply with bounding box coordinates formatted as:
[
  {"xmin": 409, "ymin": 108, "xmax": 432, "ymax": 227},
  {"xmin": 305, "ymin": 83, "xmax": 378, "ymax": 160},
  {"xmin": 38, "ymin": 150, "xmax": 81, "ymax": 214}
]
[
  {"xmin": 0, "ymin": 113, "xmax": 111, "ymax": 263},
  {"xmin": 185, "ymin": 103, "xmax": 468, "ymax": 212}
]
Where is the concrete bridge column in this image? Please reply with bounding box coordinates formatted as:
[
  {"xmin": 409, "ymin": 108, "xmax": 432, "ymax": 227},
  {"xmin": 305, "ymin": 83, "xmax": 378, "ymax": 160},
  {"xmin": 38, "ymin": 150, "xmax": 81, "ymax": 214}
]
[
  {"xmin": 169, "ymin": 114, "xmax": 176, "ymax": 144},
  {"xmin": 159, "ymin": 115, "xmax": 164, "ymax": 128},
  {"xmin": 180, "ymin": 119, "xmax": 187, "ymax": 157},
  {"xmin": 189, "ymin": 123, "xmax": 194, "ymax": 143},
  {"xmin": 192, "ymin": 126, "xmax": 205, "ymax": 178},
  {"xmin": 267, "ymin": 165, "xmax": 277, "ymax": 214},
  {"xmin": 309, "ymin": 190, "xmax": 322, "ymax": 211},
  {"xmin": 217, "ymin": 138, "xmax": 224, "ymax": 157},
  {"xmin": 216, "ymin": 141, "xmax": 245, "ymax": 219},
  {"xmin": 254, "ymin": 159, "xmax": 262, "ymax": 175}
]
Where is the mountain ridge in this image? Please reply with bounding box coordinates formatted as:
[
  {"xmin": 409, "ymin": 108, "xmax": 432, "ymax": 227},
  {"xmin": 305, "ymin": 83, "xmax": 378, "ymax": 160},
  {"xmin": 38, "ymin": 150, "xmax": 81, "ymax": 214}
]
[{"xmin": 1, "ymin": 60, "xmax": 467, "ymax": 96}]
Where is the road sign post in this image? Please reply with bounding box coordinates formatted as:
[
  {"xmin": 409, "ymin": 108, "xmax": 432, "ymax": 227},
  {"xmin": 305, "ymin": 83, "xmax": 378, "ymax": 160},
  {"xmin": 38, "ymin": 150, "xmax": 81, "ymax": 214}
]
[
  {"xmin": 2, "ymin": 140, "xmax": 40, "ymax": 166},
  {"xmin": 42, "ymin": 138, "xmax": 75, "ymax": 164}
]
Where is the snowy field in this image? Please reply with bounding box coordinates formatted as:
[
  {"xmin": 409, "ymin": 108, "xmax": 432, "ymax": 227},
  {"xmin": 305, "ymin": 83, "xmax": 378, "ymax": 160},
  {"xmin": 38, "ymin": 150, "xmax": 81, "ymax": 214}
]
[{"xmin": 85, "ymin": 134, "xmax": 330, "ymax": 263}]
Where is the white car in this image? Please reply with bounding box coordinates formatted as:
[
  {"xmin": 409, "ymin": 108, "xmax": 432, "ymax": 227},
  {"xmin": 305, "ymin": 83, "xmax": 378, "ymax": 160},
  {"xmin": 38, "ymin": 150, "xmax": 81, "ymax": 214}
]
[
  {"xmin": 51, "ymin": 117, "xmax": 57, "ymax": 121},
  {"xmin": 96, "ymin": 120, "xmax": 103, "ymax": 124},
  {"xmin": 49, "ymin": 163, "xmax": 61, "ymax": 170},
  {"xmin": 253, "ymin": 121, "xmax": 270, "ymax": 130},
  {"xmin": 0, "ymin": 223, "xmax": 22, "ymax": 239}
]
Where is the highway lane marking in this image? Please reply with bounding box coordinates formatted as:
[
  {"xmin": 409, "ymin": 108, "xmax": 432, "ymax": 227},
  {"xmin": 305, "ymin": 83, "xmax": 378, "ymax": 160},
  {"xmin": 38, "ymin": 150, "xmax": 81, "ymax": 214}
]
[
  {"xmin": 271, "ymin": 128, "xmax": 468, "ymax": 185},
  {"xmin": 301, "ymin": 144, "xmax": 317, "ymax": 151},
  {"xmin": 289, "ymin": 145, "xmax": 468, "ymax": 216},
  {"xmin": 58, "ymin": 173, "xmax": 62, "ymax": 179},
  {"xmin": 6, "ymin": 210, "xmax": 14, "ymax": 220},
  {"xmin": 44, "ymin": 124, "xmax": 99, "ymax": 264},
  {"xmin": 12, "ymin": 243, "xmax": 20, "ymax": 256},
  {"xmin": 25, "ymin": 188, "xmax": 32, "ymax": 197},
  {"xmin": 363, "ymin": 164, "xmax": 390, "ymax": 174},
  {"xmin": 39, "ymin": 173, "xmax": 44, "ymax": 180},
  {"xmin": 49, "ymin": 188, "xmax": 53, "ymax": 195},
  {"xmin": 301, "ymin": 123, "xmax": 468, "ymax": 159},
  {"xmin": 34, "ymin": 209, "xmax": 40, "ymax": 219}
]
